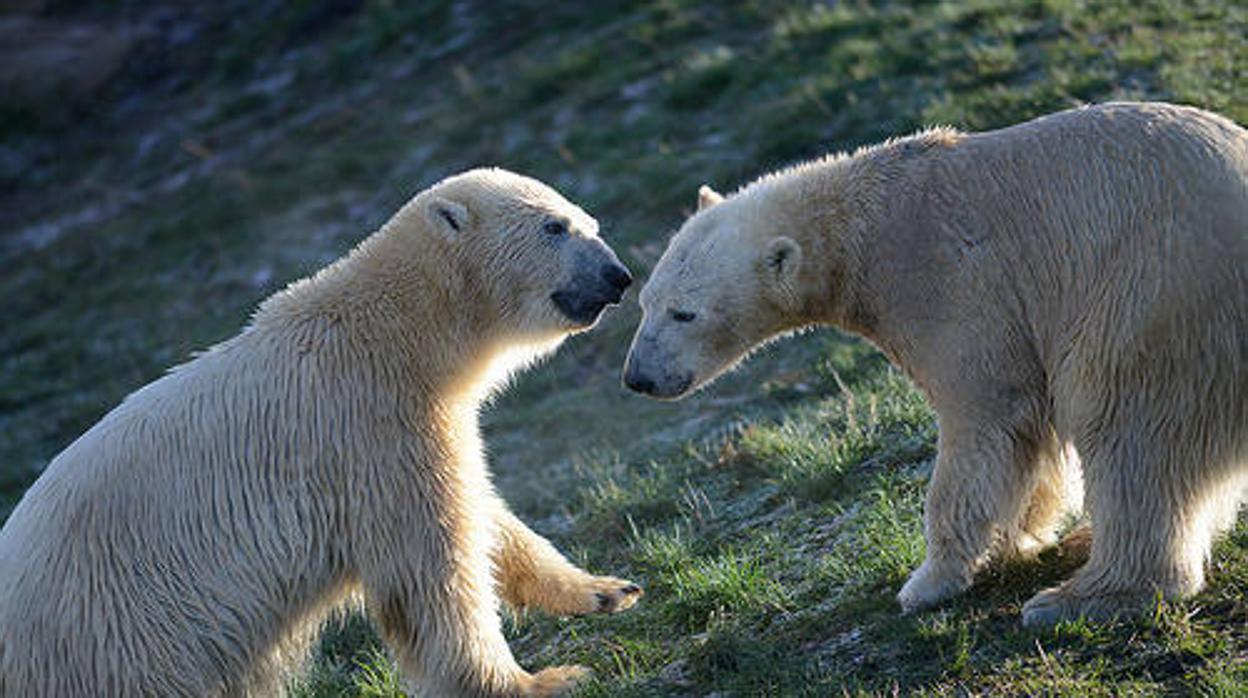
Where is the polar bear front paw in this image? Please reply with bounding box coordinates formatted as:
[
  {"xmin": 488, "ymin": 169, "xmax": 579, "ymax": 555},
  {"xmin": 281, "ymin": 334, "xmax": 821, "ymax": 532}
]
[
  {"xmin": 898, "ymin": 558, "xmax": 972, "ymax": 613},
  {"xmin": 520, "ymin": 664, "xmax": 590, "ymax": 697},
  {"xmin": 506, "ymin": 570, "xmax": 643, "ymax": 617},
  {"xmin": 575, "ymin": 576, "xmax": 644, "ymax": 615}
]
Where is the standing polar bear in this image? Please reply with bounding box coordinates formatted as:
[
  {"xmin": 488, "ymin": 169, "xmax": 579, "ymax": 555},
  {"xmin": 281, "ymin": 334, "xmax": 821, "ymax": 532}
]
[
  {"xmin": 624, "ymin": 102, "xmax": 1247, "ymax": 625},
  {"xmin": 0, "ymin": 169, "xmax": 641, "ymax": 696}
]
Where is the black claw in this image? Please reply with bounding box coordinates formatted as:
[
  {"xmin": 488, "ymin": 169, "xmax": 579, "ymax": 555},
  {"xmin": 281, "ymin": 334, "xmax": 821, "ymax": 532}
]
[{"xmin": 595, "ymin": 592, "xmax": 611, "ymax": 611}]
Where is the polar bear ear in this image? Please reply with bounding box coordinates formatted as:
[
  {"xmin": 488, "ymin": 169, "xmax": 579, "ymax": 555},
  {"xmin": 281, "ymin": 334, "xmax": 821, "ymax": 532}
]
[
  {"xmin": 697, "ymin": 185, "xmax": 724, "ymax": 211},
  {"xmin": 762, "ymin": 236, "xmax": 802, "ymax": 285},
  {"xmin": 425, "ymin": 196, "xmax": 471, "ymax": 238}
]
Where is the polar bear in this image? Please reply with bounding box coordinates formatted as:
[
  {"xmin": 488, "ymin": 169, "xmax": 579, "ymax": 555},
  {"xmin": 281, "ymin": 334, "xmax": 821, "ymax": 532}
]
[
  {"xmin": 623, "ymin": 102, "xmax": 1247, "ymax": 625},
  {"xmin": 0, "ymin": 168, "xmax": 641, "ymax": 696}
]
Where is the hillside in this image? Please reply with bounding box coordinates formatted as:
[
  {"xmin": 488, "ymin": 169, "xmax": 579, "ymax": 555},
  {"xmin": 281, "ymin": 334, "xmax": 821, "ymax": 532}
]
[{"xmin": 1, "ymin": 1, "xmax": 1244, "ymax": 695}]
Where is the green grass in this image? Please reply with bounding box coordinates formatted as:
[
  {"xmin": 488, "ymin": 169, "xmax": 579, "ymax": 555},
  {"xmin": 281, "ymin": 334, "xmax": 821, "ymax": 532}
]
[{"xmin": 1, "ymin": 0, "xmax": 1245, "ymax": 695}]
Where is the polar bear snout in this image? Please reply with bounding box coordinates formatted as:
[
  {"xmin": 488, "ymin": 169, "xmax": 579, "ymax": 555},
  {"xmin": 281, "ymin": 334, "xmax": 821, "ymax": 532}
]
[
  {"xmin": 621, "ymin": 361, "xmax": 656, "ymax": 394},
  {"xmin": 588, "ymin": 259, "xmax": 633, "ymax": 308},
  {"xmin": 550, "ymin": 253, "xmax": 633, "ymax": 326},
  {"xmin": 602, "ymin": 262, "xmax": 633, "ymax": 298},
  {"xmin": 621, "ymin": 349, "xmax": 693, "ymax": 399}
]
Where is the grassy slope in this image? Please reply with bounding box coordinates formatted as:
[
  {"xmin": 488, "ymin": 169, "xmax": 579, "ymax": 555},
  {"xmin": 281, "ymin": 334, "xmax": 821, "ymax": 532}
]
[{"xmin": 1, "ymin": 1, "xmax": 1244, "ymax": 695}]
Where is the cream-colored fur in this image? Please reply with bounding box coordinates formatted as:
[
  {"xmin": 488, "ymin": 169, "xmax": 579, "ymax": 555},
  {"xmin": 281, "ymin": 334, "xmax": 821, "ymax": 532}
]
[
  {"xmin": 624, "ymin": 102, "xmax": 1247, "ymax": 625},
  {"xmin": 0, "ymin": 168, "xmax": 641, "ymax": 696}
]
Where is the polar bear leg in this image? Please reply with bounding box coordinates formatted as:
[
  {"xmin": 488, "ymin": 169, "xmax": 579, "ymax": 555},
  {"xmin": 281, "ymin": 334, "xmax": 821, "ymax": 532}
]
[
  {"xmin": 1021, "ymin": 443, "xmax": 1226, "ymax": 627},
  {"xmin": 898, "ymin": 418, "xmax": 1043, "ymax": 612},
  {"xmin": 358, "ymin": 508, "xmax": 585, "ymax": 697},
  {"xmin": 1006, "ymin": 435, "xmax": 1082, "ymax": 557},
  {"xmin": 492, "ymin": 505, "xmax": 642, "ymax": 616}
]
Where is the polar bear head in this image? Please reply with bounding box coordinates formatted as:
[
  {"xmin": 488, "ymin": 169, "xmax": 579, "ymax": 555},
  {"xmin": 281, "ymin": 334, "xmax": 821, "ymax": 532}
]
[
  {"xmin": 420, "ymin": 168, "xmax": 632, "ymax": 341},
  {"xmin": 623, "ymin": 184, "xmax": 804, "ymax": 400}
]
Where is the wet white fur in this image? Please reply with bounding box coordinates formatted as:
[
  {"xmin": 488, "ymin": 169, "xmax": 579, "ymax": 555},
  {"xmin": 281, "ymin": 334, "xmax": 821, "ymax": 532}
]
[
  {"xmin": 634, "ymin": 103, "xmax": 1247, "ymax": 624},
  {"xmin": 0, "ymin": 169, "xmax": 638, "ymax": 696}
]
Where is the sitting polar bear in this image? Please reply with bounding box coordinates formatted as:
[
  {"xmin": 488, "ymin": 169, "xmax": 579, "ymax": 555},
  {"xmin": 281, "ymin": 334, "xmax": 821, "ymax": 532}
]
[
  {"xmin": 624, "ymin": 102, "xmax": 1247, "ymax": 625},
  {"xmin": 0, "ymin": 169, "xmax": 641, "ymax": 696}
]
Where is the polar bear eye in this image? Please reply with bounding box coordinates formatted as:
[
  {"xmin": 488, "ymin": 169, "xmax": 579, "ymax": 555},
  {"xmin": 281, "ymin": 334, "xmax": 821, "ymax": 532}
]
[
  {"xmin": 669, "ymin": 309, "xmax": 697, "ymax": 323},
  {"xmin": 542, "ymin": 220, "xmax": 568, "ymax": 236}
]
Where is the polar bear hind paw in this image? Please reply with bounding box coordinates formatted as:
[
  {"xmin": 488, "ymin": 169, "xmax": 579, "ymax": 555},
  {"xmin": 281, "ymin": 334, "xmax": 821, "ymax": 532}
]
[{"xmin": 1021, "ymin": 584, "xmax": 1149, "ymax": 627}]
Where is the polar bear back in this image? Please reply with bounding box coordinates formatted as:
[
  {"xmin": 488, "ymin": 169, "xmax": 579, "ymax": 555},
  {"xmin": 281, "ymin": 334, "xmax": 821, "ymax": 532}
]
[{"xmin": 873, "ymin": 103, "xmax": 1245, "ymax": 368}]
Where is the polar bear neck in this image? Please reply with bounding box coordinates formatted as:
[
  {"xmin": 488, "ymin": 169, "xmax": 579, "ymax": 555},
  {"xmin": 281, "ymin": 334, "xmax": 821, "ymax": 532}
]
[
  {"xmin": 740, "ymin": 126, "xmax": 964, "ymax": 336},
  {"xmin": 731, "ymin": 148, "xmax": 889, "ymax": 330},
  {"xmin": 251, "ymin": 215, "xmax": 543, "ymax": 412}
]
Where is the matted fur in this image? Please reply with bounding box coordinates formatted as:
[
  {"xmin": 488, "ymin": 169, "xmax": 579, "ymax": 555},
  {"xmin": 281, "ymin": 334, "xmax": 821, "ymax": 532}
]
[
  {"xmin": 0, "ymin": 168, "xmax": 640, "ymax": 696},
  {"xmin": 625, "ymin": 102, "xmax": 1246, "ymax": 625}
]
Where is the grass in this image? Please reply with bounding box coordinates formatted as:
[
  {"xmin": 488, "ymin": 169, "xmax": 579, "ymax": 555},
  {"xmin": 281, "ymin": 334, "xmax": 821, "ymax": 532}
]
[{"xmin": 1, "ymin": 0, "xmax": 1245, "ymax": 695}]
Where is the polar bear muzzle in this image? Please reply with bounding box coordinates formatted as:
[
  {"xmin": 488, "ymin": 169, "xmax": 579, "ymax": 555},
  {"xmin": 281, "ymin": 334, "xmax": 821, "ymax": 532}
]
[
  {"xmin": 550, "ymin": 239, "xmax": 632, "ymax": 326},
  {"xmin": 621, "ymin": 329, "xmax": 695, "ymax": 399}
]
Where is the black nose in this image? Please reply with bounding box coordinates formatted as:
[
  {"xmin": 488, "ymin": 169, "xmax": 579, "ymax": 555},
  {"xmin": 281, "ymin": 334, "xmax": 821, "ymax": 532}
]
[
  {"xmin": 602, "ymin": 263, "xmax": 632, "ymax": 291},
  {"xmin": 623, "ymin": 365, "xmax": 655, "ymax": 394}
]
